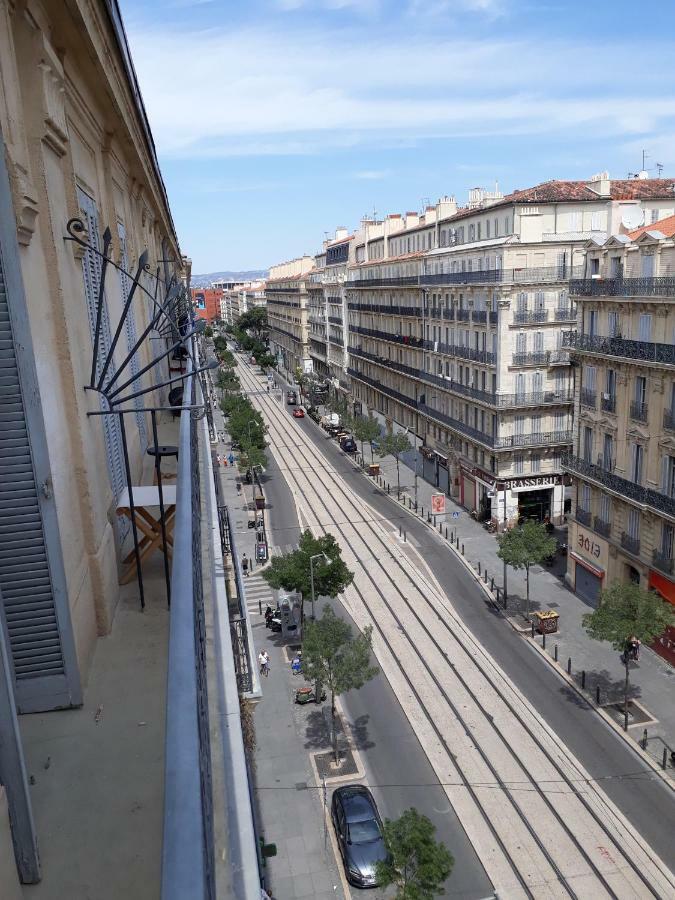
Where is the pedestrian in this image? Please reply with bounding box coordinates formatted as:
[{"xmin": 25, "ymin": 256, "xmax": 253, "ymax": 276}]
[
  {"xmin": 242, "ymin": 554, "xmax": 249, "ymax": 577},
  {"xmin": 258, "ymin": 649, "xmax": 266, "ymax": 677},
  {"xmin": 215, "ymin": 453, "xmax": 221, "ymax": 467},
  {"xmin": 262, "ymin": 650, "xmax": 270, "ymax": 677}
]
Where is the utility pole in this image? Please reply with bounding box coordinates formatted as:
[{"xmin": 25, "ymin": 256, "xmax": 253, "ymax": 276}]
[{"xmin": 502, "ymin": 482, "xmax": 508, "ymax": 602}]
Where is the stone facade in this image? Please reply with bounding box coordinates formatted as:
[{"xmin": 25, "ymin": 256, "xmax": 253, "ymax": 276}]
[{"xmin": 266, "ymin": 255, "xmax": 314, "ymax": 376}]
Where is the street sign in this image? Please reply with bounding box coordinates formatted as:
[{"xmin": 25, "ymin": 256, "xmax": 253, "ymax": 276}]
[
  {"xmin": 452, "ymin": 511, "xmax": 460, "ymax": 519},
  {"xmin": 431, "ymin": 494, "xmax": 446, "ymax": 515}
]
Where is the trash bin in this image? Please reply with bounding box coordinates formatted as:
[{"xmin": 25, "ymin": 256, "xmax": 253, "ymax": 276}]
[
  {"xmin": 368, "ymin": 463, "xmax": 380, "ymax": 477},
  {"xmin": 533, "ymin": 610, "xmax": 559, "ymax": 634}
]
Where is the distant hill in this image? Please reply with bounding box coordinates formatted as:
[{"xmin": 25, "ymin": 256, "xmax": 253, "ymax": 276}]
[{"xmin": 191, "ymin": 270, "xmax": 267, "ymax": 288}]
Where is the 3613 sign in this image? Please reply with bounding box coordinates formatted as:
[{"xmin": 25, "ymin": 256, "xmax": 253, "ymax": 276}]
[
  {"xmin": 578, "ymin": 532, "xmax": 601, "ymax": 559},
  {"xmin": 575, "ymin": 525, "xmax": 608, "ymax": 570}
]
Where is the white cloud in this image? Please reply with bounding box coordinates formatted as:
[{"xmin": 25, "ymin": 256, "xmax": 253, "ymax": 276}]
[{"xmin": 125, "ymin": 24, "xmax": 675, "ymax": 159}]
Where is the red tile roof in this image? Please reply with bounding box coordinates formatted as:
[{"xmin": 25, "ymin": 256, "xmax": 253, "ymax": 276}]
[
  {"xmin": 447, "ymin": 178, "xmax": 675, "ymax": 222},
  {"xmin": 628, "ymin": 213, "xmax": 675, "ymax": 240}
]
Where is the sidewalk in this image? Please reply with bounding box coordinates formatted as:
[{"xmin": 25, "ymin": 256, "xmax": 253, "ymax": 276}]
[
  {"xmin": 211, "ymin": 381, "xmax": 347, "ymax": 899},
  {"xmin": 367, "ymin": 450, "xmax": 675, "ymax": 768}
]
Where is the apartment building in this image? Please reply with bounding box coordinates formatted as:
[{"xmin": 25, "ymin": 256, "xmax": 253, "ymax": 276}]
[
  {"xmin": 266, "ymin": 255, "xmax": 314, "ymax": 375},
  {"xmin": 348, "ymin": 174, "xmax": 675, "ymax": 527},
  {"xmin": 308, "ymin": 250, "xmax": 329, "ymax": 379},
  {"xmin": 0, "ymin": 0, "xmax": 258, "ymax": 894},
  {"xmin": 562, "ymin": 219, "xmax": 675, "ymax": 662},
  {"xmin": 192, "ymin": 286, "xmax": 223, "ymax": 322}
]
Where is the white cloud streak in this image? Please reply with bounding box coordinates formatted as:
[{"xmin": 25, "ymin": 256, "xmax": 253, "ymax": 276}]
[{"xmin": 125, "ymin": 24, "xmax": 675, "ymax": 159}]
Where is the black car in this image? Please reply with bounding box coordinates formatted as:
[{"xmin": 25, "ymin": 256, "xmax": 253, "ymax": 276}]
[
  {"xmin": 340, "ymin": 436, "xmax": 357, "ymax": 453},
  {"xmin": 286, "ymin": 390, "xmax": 297, "ymax": 405},
  {"xmin": 331, "ymin": 785, "xmax": 388, "ymax": 887}
]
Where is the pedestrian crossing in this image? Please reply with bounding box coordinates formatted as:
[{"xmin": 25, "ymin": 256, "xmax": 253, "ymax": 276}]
[{"xmin": 244, "ymin": 571, "xmax": 276, "ymax": 617}]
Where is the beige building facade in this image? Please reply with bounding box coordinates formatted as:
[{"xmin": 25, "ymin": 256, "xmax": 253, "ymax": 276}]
[
  {"xmin": 347, "ymin": 175, "xmax": 675, "ymax": 526},
  {"xmin": 563, "ymin": 219, "xmax": 675, "ymax": 664},
  {"xmin": 266, "ymin": 255, "xmax": 314, "ymax": 375}
]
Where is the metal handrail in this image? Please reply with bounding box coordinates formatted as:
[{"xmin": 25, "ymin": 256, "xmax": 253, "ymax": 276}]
[
  {"xmin": 570, "ymin": 277, "xmax": 675, "ymax": 297},
  {"xmin": 563, "ymin": 331, "xmax": 675, "ymax": 366},
  {"xmin": 562, "ymin": 453, "xmax": 675, "ymax": 519}
]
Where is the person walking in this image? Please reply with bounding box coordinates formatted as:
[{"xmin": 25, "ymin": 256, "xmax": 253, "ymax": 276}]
[
  {"xmin": 242, "ymin": 554, "xmax": 249, "ymax": 577},
  {"xmin": 258, "ymin": 649, "xmax": 267, "ymax": 677}
]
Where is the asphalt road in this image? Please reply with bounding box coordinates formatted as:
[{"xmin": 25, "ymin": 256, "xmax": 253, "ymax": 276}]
[
  {"xmin": 273, "ymin": 389, "xmax": 675, "ymax": 872},
  {"xmin": 260, "ymin": 424, "xmax": 495, "ymax": 899}
]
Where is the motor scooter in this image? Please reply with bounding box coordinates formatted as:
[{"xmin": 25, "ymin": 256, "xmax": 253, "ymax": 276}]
[{"xmin": 295, "ymin": 685, "xmax": 327, "ymax": 704}]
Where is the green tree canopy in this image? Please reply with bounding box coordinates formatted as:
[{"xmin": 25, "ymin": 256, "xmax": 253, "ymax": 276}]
[
  {"xmin": 352, "ymin": 415, "xmax": 381, "ymax": 461},
  {"xmin": 583, "ymin": 581, "xmax": 675, "ymax": 729},
  {"xmin": 203, "ymin": 325, "xmax": 213, "ymax": 338},
  {"xmin": 302, "ymin": 604, "xmax": 378, "ymax": 761},
  {"xmin": 375, "ymin": 808, "xmax": 454, "ymax": 899},
  {"xmin": 237, "ymin": 306, "xmax": 268, "ymax": 338},
  {"xmin": 377, "ymin": 431, "xmax": 413, "ymax": 497},
  {"xmin": 238, "ymin": 443, "xmax": 267, "ymax": 472},
  {"xmin": 496, "ymin": 520, "xmax": 557, "ymax": 616},
  {"xmin": 262, "ymin": 529, "xmax": 354, "ymax": 602}
]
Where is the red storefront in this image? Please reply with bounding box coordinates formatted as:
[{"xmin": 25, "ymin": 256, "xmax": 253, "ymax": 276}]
[{"xmin": 648, "ymin": 570, "xmax": 675, "ymax": 667}]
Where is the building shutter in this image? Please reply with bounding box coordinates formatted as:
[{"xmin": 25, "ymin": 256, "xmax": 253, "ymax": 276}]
[
  {"xmin": 0, "ymin": 222, "xmax": 81, "ymax": 711},
  {"xmin": 117, "ymin": 222, "xmax": 147, "ymax": 448},
  {"xmin": 77, "ymin": 189, "xmax": 129, "ymax": 539}
]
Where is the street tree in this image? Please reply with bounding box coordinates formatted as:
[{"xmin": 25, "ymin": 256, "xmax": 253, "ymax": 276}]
[
  {"xmin": 377, "ymin": 431, "xmax": 412, "ymax": 497},
  {"xmin": 238, "ymin": 442, "xmax": 267, "ymax": 472},
  {"xmin": 375, "ymin": 808, "xmax": 454, "ymax": 899},
  {"xmin": 263, "ymin": 530, "xmax": 354, "ymax": 613},
  {"xmin": 352, "ymin": 415, "xmax": 381, "ymax": 463},
  {"xmin": 237, "ymin": 306, "xmax": 268, "ymax": 339},
  {"xmin": 302, "ymin": 604, "xmax": 378, "ymax": 762},
  {"xmin": 256, "ymin": 351, "xmax": 277, "ymax": 371},
  {"xmin": 203, "ymin": 325, "xmax": 213, "ymax": 338},
  {"xmin": 583, "ymin": 582, "xmax": 675, "ymax": 730},
  {"xmin": 496, "ymin": 520, "xmax": 557, "ymax": 617}
]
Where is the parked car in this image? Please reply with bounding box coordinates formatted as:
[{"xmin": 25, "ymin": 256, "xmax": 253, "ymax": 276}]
[
  {"xmin": 340, "ymin": 436, "xmax": 357, "ymax": 453},
  {"xmin": 331, "ymin": 785, "xmax": 388, "ymax": 887},
  {"xmin": 293, "ymin": 407, "xmax": 305, "ymax": 418},
  {"xmin": 287, "ymin": 390, "xmax": 297, "ymax": 405}
]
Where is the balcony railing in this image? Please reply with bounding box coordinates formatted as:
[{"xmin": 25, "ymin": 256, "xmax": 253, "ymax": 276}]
[
  {"xmin": 347, "ymin": 302, "xmax": 422, "ymax": 316},
  {"xmin": 653, "ymin": 549, "xmax": 674, "ymax": 575},
  {"xmin": 576, "ymin": 507, "xmax": 592, "ymax": 526},
  {"xmin": 420, "ymin": 265, "xmax": 584, "ymax": 286},
  {"xmin": 347, "ymin": 275, "xmax": 419, "ymax": 287},
  {"xmin": 472, "ymin": 310, "xmax": 488, "ymax": 323},
  {"xmin": 629, "ymin": 400, "xmax": 648, "ymax": 423},
  {"xmin": 513, "ymin": 309, "xmax": 549, "ymax": 324},
  {"xmin": 664, "ymin": 409, "xmax": 675, "ymax": 432},
  {"xmin": 570, "ymin": 277, "xmax": 675, "ymax": 298},
  {"xmin": 594, "ymin": 516, "xmax": 611, "ymax": 538},
  {"xmin": 621, "ymin": 532, "xmax": 641, "ymax": 556},
  {"xmin": 457, "ymin": 309, "xmax": 471, "ymax": 321},
  {"xmin": 580, "ymin": 388, "xmax": 597, "ymax": 409},
  {"xmin": 601, "ymin": 394, "xmax": 616, "ymax": 413},
  {"xmin": 548, "ymin": 350, "xmax": 571, "ymax": 365},
  {"xmin": 563, "ymin": 330, "xmax": 675, "ymax": 366},
  {"xmin": 494, "ymin": 430, "xmax": 572, "ymax": 449},
  {"xmin": 554, "ymin": 308, "xmax": 577, "ymax": 322},
  {"xmin": 512, "ymin": 351, "xmax": 549, "ymax": 367},
  {"xmin": 417, "ymin": 402, "xmax": 495, "ymax": 448},
  {"xmin": 562, "ymin": 453, "xmax": 675, "ymax": 519},
  {"xmin": 327, "ymin": 315, "xmax": 342, "ymax": 325},
  {"xmin": 351, "ymin": 324, "xmax": 424, "ymax": 348}
]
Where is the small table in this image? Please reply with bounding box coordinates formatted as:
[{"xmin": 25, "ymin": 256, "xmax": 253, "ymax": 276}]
[
  {"xmin": 147, "ymin": 445, "xmax": 179, "ymax": 485},
  {"xmin": 116, "ymin": 485, "xmax": 177, "ymax": 584}
]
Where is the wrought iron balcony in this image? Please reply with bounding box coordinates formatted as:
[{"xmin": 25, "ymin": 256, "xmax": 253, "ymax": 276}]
[
  {"xmin": 594, "ymin": 516, "xmax": 611, "ymax": 538},
  {"xmin": 420, "ymin": 265, "xmax": 584, "ymax": 286},
  {"xmin": 417, "ymin": 402, "xmax": 495, "ymax": 448},
  {"xmin": 347, "ymin": 302, "xmax": 422, "ymax": 316},
  {"xmin": 347, "ymin": 275, "xmax": 419, "ymax": 288},
  {"xmin": 472, "ymin": 310, "xmax": 488, "ymax": 323},
  {"xmin": 512, "ymin": 351, "xmax": 549, "ymax": 367},
  {"xmin": 513, "ymin": 310, "xmax": 549, "ymax": 325},
  {"xmin": 457, "ymin": 309, "xmax": 471, "ymax": 322},
  {"xmin": 653, "ymin": 549, "xmax": 674, "ymax": 575},
  {"xmin": 554, "ymin": 308, "xmax": 577, "ymax": 322},
  {"xmin": 601, "ymin": 394, "xmax": 616, "ymax": 413},
  {"xmin": 570, "ymin": 277, "xmax": 675, "ymax": 298},
  {"xmin": 548, "ymin": 350, "xmax": 571, "ymax": 366},
  {"xmin": 494, "ymin": 430, "xmax": 572, "ymax": 449},
  {"xmin": 327, "ymin": 315, "xmax": 343, "ymax": 325},
  {"xmin": 576, "ymin": 507, "xmax": 592, "ymax": 526},
  {"xmin": 580, "ymin": 388, "xmax": 597, "ymax": 409},
  {"xmin": 629, "ymin": 400, "xmax": 648, "ymax": 423},
  {"xmin": 562, "ymin": 453, "xmax": 675, "ymax": 519},
  {"xmin": 563, "ymin": 330, "xmax": 675, "ymax": 366},
  {"xmin": 499, "ymin": 390, "xmax": 573, "ymax": 407},
  {"xmin": 351, "ymin": 324, "xmax": 424, "ymax": 348},
  {"xmin": 329, "ymin": 334, "xmax": 344, "ymax": 347},
  {"xmin": 664, "ymin": 409, "xmax": 675, "ymax": 432},
  {"xmin": 621, "ymin": 532, "xmax": 641, "ymax": 556}
]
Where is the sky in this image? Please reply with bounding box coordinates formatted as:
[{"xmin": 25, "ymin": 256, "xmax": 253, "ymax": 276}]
[{"xmin": 119, "ymin": 0, "xmax": 675, "ymax": 273}]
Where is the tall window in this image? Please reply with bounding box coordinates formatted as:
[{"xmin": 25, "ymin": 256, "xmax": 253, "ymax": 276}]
[
  {"xmin": 533, "ymin": 332, "xmax": 544, "ymax": 353},
  {"xmin": 531, "ymin": 454, "xmax": 541, "ymax": 473},
  {"xmin": 588, "ymin": 309, "xmax": 598, "ymax": 336},
  {"xmin": 534, "ymin": 291, "xmax": 545, "ymax": 312},
  {"xmin": 583, "ymin": 426, "xmax": 593, "ymax": 462},
  {"xmin": 517, "ymin": 292, "xmax": 528, "ymax": 312},
  {"xmin": 580, "ymin": 482, "xmax": 592, "ymax": 511},
  {"xmin": 606, "ymin": 369, "xmax": 616, "ymax": 399},
  {"xmin": 583, "ymin": 364, "xmax": 597, "ymax": 392},
  {"xmin": 599, "ymin": 493, "xmax": 611, "ymax": 524},
  {"xmin": 531, "ymin": 371, "xmax": 543, "ymax": 397},
  {"xmin": 661, "ymin": 455, "xmax": 675, "ymax": 499},
  {"xmin": 638, "ymin": 314, "xmax": 652, "ymax": 342},
  {"xmin": 516, "ymin": 333, "xmax": 526, "ymax": 354},
  {"xmin": 602, "ymin": 433, "xmax": 614, "ymax": 470},
  {"xmin": 531, "ymin": 414, "xmax": 542, "ymax": 436},
  {"xmin": 514, "ymin": 415, "xmax": 525, "ymax": 436},
  {"xmin": 607, "ymin": 311, "xmax": 620, "ymax": 337},
  {"xmin": 634, "ymin": 375, "xmax": 647, "ymax": 406},
  {"xmin": 630, "ymin": 443, "xmax": 644, "ymax": 484},
  {"xmin": 514, "ymin": 454, "xmax": 524, "ymax": 474},
  {"xmin": 627, "ymin": 508, "xmax": 640, "ymax": 540},
  {"xmin": 662, "ymin": 523, "xmax": 674, "ymax": 559}
]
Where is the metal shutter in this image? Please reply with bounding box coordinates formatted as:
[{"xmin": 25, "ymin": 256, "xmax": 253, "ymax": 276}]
[
  {"xmin": 117, "ymin": 221, "xmax": 148, "ymax": 448},
  {"xmin": 77, "ymin": 189, "xmax": 129, "ymax": 539},
  {"xmin": 0, "ymin": 266, "xmax": 67, "ymax": 689}
]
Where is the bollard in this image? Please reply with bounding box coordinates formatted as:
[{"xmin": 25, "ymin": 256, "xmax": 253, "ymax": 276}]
[
  {"xmin": 399, "ymin": 525, "xmax": 402, "ymax": 538},
  {"xmin": 484, "ymin": 570, "xmax": 488, "ymax": 584},
  {"xmin": 581, "ymin": 670, "xmax": 586, "ymax": 690},
  {"xmin": 642, "ymin": 729, "xmax": 648, "ymax": 750},
  {"xmin": 554, "ymin": 644, "xmax": 558, "ymax": 662},
  {"xmin": 439, "ymin": 522, "xmax": 442, "ymax": 534},
  {"xmin": 404, "ymin": 530, "xmax": 407, "ymax": 543},
  {"xmin": 258, "ymin": 598, "xmax": 262, "ymax": 615},
  {"xmin": 478, "ymin": 561, "xmax": 482, "ymax": 576},
  {"xmin": 663, "ymin": 748, "xmax": 668, "ymax": 770},
  {"xmin": 542, "ymin": 632, "xmax": 546, "ymax": 651},
  {"xmin": 567, "ymin": 657, "xmax": 572, "ymax": 675},
  {"xmin": 495, "ymin": 587, "xmax": 500, "ymax": 603},
  {"xmin": 456, "ymin": 537, "xmax": 459, "ymax": 549},
  {"xmin": 596, "ymin": 685, "xmax": 601, "ymax": 705},
  {"xmin": 491, "ymin": 576, "xmax": 494, "ymax": 591},
  {"xmin": 531, "ymin": 621, "xmax": 535, "ymax": 638},
  {"xmin": 445, "ymin": 526, "xmax": 448, "ymax": 539},
  {"xmin": 462, "ymin": 543, "xmax": 465, "ymax": 555}
]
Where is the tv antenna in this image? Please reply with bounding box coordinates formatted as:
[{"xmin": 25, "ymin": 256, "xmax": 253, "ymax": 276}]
[
  {"xmin": 642, "ymin": 149, "xmax": 649, "ymax": 170},
  {"xmin": 656, "ymin": 162, "xmax": 664, "ymax": 177}
]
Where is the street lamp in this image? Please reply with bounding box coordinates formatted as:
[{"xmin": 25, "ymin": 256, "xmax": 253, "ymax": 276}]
[
  {"xmin": 501, "ymin": 481, "xmax": 508, "ymax": 603},
  {"xmin": 310, "ymin": 552, "xmax": 331, "ymax": 621}
]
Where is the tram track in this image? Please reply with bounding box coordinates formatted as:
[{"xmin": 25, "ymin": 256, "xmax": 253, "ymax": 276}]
[{"xmin": 236, "ymin": 359, "xmax": 675, "ymax": 899}]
